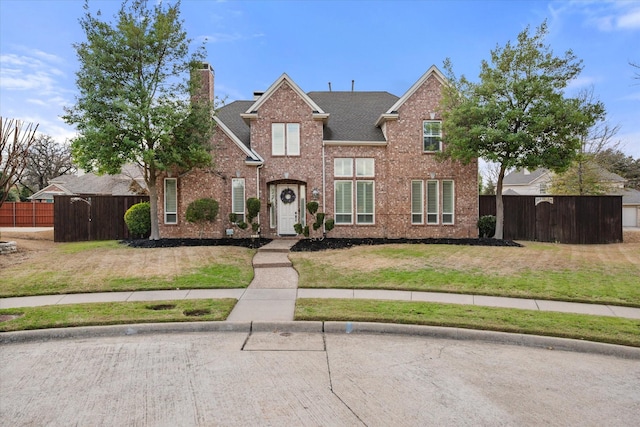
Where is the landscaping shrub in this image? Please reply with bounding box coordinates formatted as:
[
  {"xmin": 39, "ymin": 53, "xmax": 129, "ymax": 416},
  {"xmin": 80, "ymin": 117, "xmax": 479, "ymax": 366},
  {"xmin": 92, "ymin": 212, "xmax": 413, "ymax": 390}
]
[
  {"xmin": 478, "ymin": 215, "xmax": 496, "ymax": 238},
  {"xmin": 186, "ymin": 198, "xmax": 219, "ymax": 238},
  {"xmin": 124, "ymin": 202, "xmax": 151, "ymax": 238}
]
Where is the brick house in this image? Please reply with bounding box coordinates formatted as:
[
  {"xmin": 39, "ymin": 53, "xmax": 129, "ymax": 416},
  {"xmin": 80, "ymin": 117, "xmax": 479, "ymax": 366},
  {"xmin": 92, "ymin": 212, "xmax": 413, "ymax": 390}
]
[{"xmin": 158, "ymin": 64, "xmax": 478, "ymax": 239}]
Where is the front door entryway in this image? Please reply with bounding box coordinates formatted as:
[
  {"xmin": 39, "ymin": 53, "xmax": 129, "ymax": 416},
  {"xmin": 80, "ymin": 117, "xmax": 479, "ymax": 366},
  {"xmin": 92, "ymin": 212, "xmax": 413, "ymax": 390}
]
[{"xmin": 277, "ymin": 184, "xmax": 298, "ymax": 235}]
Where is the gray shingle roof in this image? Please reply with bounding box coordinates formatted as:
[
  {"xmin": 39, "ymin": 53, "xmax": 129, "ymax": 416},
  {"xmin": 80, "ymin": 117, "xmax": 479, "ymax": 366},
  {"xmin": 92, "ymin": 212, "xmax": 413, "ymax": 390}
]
[
  {"xmin": 215, "ymin": 91, "xmax": 399, "ymax": 149},
  {"xmin": 216, "ymin": 100, "xmax": 254, "ymax": 147},
  {"xmin": 308, "ymin": 92, "xmax": 399, "ymax": 141},
  {"xmin": 503, "ymin": 168, "xmax": 550, "ymax": 185}
]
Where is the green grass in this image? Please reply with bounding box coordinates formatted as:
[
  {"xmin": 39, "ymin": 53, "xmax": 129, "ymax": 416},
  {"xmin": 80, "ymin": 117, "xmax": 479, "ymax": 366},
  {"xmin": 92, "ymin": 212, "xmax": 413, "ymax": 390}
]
[
  {"xmin": 293, "ymin": 256, "xmax": 640, "ymax": 307},
  {"xmin": 0, "ymin": 299, "xmax": 236, "ymax": 332},
  {"xmin": 295, "ymin": 298, "xmax": 640, "ymax": 347},
  {"xmin": 0, "ymin": 243, "xmax": 255, "ymax": 297},
  {"xmin": 57, "ymin": 240, "xmax": 122, "ymax": 254}
]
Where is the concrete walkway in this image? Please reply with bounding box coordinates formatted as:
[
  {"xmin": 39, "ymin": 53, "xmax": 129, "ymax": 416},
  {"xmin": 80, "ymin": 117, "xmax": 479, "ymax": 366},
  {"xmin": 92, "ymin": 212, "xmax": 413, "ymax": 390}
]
[{"xmin": 1, "ymin": 239, "xmax": 640, "ymax": 321}]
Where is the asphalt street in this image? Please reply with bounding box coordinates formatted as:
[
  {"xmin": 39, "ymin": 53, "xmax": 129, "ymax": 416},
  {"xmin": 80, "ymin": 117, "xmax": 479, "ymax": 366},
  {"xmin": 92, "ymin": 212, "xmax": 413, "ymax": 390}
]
[{"xmin": 2, "ymin": 329, "xmax": 639, "ymax": 426}]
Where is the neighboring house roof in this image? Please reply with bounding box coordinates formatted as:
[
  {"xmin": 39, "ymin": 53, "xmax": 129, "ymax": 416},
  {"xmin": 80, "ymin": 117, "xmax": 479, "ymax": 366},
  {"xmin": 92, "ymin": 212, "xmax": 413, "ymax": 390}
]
[
  {"xmin": 504, "ymin": 167, "xmax": 626, "ymax": 186},
  {"xmin": 612, "ymin": 188, "xmax": 640, "ymax": 206},
  {"xmin": 503, "ymin": 168, "xmax": 551, "ymax": 186},
  {"xmin": 29, "ymin": 164, "xmax": 147, "ymax": 200}
]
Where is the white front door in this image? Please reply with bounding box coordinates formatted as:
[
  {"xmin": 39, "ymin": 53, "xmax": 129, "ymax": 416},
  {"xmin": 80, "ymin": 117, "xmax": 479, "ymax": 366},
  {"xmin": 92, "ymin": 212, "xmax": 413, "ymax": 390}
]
[{"xmin": 277, "ymin": 184, "xmax": 298, "ymax": 235}]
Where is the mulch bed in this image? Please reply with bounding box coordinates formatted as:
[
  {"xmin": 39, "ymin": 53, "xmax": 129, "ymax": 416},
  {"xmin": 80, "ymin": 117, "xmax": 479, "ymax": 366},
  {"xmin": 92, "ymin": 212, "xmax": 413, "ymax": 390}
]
[
  {"xmin": 123, "ymin": 238, "xmax": 272, "ymax": 249},
  {"xmin": 123, "ymin": 237, "xmax": 521, "ymax": 251}
]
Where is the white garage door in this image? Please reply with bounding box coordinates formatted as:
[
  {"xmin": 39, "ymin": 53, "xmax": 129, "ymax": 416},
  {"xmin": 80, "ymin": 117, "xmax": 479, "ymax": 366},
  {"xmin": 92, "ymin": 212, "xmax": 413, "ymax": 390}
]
[{"xmin": 622, "ymin": 206, "xmax": 638, "ymax": 227}]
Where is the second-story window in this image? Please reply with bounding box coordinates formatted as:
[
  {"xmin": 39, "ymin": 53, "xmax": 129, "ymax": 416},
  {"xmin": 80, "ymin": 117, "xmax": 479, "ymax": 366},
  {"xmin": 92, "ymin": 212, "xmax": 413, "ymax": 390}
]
[
  {"xmin": 423, "ymin": 120, "xmax": 442, "ymax": 152},
  {"xmin": 272, "ymin": 123, "xmax": 300, "ymax": 156}
]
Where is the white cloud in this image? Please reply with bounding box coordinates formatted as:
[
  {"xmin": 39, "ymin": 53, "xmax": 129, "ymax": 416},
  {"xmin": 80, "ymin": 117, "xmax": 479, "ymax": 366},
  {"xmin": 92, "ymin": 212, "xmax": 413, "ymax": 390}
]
[
  {"xmin": 617, "ymin": 8, "xmax": 640, "ymax": 29},
  {"xmin": 566, "ymin": 75, "xmax": 599, "ymax": 90}
]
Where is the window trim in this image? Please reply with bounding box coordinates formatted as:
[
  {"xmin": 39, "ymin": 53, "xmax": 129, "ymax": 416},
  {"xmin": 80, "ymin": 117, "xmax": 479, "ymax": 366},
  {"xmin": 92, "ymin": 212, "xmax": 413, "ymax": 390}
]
[
  {"xmin": 164, "ymin": 178, "xmax": 178, "ymax": 224},
  {"xmin": 411, "ymin": 180, "xmax": 424, "ymax": 225},
  {"xmin": 272, "ymin": 122, "xmax": 300, "ymax": 156},
  {"xmin": 426, "ymin": 179, "xmax": 439, "ymax": 225},
  {"xmin": 355, "ymin": 158, "xmax": 375, "ymax": 177},
  {"xmin": 423, "ymin": 120, "xmax": 442, "ymax": 152},
  {"xmin": 334, "ymin": 180, "xmax": 353, "ymax": 224},
  {"xmin": 442, "ymin": 180, "xmax": 455, "ymax": 225},
  {"xmin": 334, "ymin": 158, "xmax": 353, "ymax": 177},
  {"xmin": 232, "ymin": 178, "xmax": 245, "ymax": 222},
  {"xmin": 356, "ymin": 180, "xmax": 375, "ymax": 224}
]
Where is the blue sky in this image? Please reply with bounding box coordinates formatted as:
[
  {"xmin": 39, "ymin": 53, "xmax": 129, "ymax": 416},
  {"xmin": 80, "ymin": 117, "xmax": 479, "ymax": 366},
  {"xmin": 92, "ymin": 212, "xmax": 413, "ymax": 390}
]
[{"xmin": 1, "ymin": 0, "xmax": 639, "ymax": 158}]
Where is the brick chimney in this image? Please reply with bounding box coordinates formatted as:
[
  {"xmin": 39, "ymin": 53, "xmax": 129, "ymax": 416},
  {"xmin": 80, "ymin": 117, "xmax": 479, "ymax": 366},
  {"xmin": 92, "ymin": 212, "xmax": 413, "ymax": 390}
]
[{"xmin": 191, "ymin": 62, "xmax": 214, "ymax": 104}]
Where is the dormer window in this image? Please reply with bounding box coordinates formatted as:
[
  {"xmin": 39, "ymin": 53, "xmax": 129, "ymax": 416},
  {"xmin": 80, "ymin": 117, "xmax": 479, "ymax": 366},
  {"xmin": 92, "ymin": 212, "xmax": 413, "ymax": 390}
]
[
  {"xmin": 423, "ymin": 120, "xmax": 442, "ymax": 152},
  {"xmin": 272, "ymin": 123, "xmax": 300, "ymax": 156}
]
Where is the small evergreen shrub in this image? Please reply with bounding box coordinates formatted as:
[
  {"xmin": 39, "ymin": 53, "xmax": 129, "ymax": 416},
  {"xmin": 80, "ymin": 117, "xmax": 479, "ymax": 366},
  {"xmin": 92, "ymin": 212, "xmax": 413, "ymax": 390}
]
[
  {"xmin": 325, "ymin": 218, "xmax": 335, "ymax": 232},
  {"xmin": 186, "ymin": 198, "xmax": 219, "ymax": 224},
  {"xmin": 306, "ymin": 201, "xmax": 319, "ymax": 215},
  {"xmin": 478, "ymin": 215, "xmax": 496, "ymax": 238},
  {"xmin": 247, "ymin": 198, "xmax": 261, "ymax": 223},
  {"xmin": 124, "ymin": 202, "xmax": 151, "ymax": 238},
  {"xmin": 186, "ymin": 198, "xmax": 219, "ymax": 238}
]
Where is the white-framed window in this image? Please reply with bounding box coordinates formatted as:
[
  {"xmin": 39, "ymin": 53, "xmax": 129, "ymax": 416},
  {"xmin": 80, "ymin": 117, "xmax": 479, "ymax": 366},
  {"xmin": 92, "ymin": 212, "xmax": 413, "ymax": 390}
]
[
  {"xmin": 272, "ymin": 123, "xmax": 300, "ymax": 156},
  {"xmin": 423, "ymin": 120, "xmax": 442, "ymax": 152},
  {"xmin": 334, "ymin": 158, "xmax": 353, "ymax": 177},
  {"xmin": 356, "ymin": 181, "xmax": 374, "ymax": 224},
  {"xmin": 442, "ymin": 180, "xmax": 454, "ymax": 224},
  {"xmin": 426, "ymin": 180, "xmax": 439, "ymax": 224},
  {"xmin": 356, "ymin": 158, "xmax": 375, "ymax": 177},
  {"xmin": 232, "ymin": 178, "xmax": 245, "ymax": 222},
  {"xmin": 334, "ymin": 181, "xmax": 353, "ymax": 224},
  {"xmin": 411, "ymin": 180, "xmax": 424, "ymax": 224},
  {"xmin": 164, "ymin": 178, "xmax": 177, "ymax": 224}
]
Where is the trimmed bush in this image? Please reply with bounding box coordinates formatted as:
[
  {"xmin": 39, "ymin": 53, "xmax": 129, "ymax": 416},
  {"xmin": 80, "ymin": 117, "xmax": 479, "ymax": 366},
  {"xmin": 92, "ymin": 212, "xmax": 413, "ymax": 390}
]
[
  {"xmin": 186, "ymin": 198, "xmax": 219, "ymax": 238},
  {"xmin": 306, "ymin": 201, "xmax": 319, "ymax": 215},
  {"xmin": 186, "ymin": 198, "xmax": 219, "ymax": 224},
  {"xmin": 478, "ymin": 215, "xmax": 496, "ymax": 238},
  {"xmin": 124, "ymin": 202, "xmax": 151, "ymax": 238},
  {"xmin": 325, "ymin": 218, "xmax": 335, "ymax": 232},
  {"xmin": 247, "ymin": 198, "xmax": 261, "ymax": 224}
]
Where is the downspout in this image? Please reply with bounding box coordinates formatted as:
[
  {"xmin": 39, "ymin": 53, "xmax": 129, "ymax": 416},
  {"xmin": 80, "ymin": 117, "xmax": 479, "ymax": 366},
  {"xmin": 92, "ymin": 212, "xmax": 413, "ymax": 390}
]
[
  {"xmin": 256, "ymin": 163, "xmax": 263, "ymax": 230},
  {"xmin": 322, "ymin": 141, "xmax": 326, "ymax": 216}
]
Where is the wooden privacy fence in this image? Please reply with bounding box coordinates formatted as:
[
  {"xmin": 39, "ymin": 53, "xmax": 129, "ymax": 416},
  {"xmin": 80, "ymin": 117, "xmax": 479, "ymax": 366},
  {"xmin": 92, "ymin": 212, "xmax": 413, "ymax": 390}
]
[
  {"xmin": 54, "ymin": 195, "xmax": 149, "ymax": 242},
  {"xmin": 0, "ymin": 202, "xmax": 54, "ymax": 227},
  {"xmin": 480, "ymin": 195, "xmax": 623, "ymax": 244}
]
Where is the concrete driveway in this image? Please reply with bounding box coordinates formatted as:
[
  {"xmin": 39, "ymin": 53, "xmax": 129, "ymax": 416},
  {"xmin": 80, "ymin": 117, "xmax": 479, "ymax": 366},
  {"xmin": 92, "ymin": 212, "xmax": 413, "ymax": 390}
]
[{"xmin": 2, "ymin": 328, "xmax": 639, "ymax": 426}]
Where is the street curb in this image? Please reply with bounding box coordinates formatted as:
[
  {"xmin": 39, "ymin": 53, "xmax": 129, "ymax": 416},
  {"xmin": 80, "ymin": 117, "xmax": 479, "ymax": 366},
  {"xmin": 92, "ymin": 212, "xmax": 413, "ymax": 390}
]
[
  {"xmin": 0, "ymin": 321, "xmax": 252, "ymax": 344},
  {"xmin": 2, "ymin": 320, "xmax": 639, "ymax": 360},
  {"xmin": 323, "ymin": 321, "xmax": 640, "ymax": 360}
]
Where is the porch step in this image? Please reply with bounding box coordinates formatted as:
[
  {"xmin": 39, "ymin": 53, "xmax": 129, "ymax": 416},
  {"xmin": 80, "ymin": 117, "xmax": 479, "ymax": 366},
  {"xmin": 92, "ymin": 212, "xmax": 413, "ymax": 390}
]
[
  {"xmin": 252, "ymin": 251, "xmax": 292, "ymax": 268},
  {"xmin": 258, "ymin": 240, "xmax": 297, "ymax": 253}
]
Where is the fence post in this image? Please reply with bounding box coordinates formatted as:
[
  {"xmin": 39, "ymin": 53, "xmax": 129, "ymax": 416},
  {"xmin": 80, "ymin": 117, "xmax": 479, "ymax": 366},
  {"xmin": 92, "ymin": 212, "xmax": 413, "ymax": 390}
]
[
  {"xmin": 13, "ymin": 202, "xmax": 16, "ymax": 227},
  {"xmin": 33, "ymin": 201, "xmax": 36, "ymax": 227}
]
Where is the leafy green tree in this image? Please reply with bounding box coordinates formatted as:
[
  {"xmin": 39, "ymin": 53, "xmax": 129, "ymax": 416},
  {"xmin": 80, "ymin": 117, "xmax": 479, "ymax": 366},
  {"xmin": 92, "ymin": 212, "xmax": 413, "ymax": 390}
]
[
  {"xmin": 550, "ymin": 160, "xmax": 613, "ymax": 195},
  {"xmin": 440, "ymin": 21, "xmax": 605, "ymax": 239},
  {"xmin": 64, "ymin": 0, "xmax": 214, "ymax": 240},
  {"xmin": 596, "ymin": 148, "xmax": 640, "ymax": 190}
]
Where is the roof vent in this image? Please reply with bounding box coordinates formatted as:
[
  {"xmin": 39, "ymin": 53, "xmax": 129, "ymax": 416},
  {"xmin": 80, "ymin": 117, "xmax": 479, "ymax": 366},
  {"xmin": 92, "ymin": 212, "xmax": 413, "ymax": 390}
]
[{"xmin": 253, "ymin": 91, "xmax": 264, "ymax": 100}]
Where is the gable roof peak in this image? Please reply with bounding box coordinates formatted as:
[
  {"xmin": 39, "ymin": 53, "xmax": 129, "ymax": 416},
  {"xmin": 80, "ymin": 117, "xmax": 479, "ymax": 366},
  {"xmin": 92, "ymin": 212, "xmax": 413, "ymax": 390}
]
[
  {"xmin": 243, "ymin": 73, "xmax": 326, "ymax": 117},
  {"xmin": 375, "ymin": 65, "xmax": 447, "ymax": 126}
]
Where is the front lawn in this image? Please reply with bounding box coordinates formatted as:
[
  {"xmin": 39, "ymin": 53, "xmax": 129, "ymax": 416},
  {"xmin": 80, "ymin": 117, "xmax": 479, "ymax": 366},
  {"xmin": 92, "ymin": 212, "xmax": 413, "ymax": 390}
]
[
  {"xmin": 0, "ymin": 241, "xmax": 255, "ymax": 297},
  {"xmin": 290, "ymin": 242, "xmax": 640, "ymax": 307}
]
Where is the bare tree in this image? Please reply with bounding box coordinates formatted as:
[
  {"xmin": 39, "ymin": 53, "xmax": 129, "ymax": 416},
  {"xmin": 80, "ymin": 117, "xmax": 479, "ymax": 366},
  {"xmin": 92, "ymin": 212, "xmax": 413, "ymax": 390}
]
[
  {"xmin": 631, "ymin": 61, "xmax": 639, "ymax": 81},
  {"xmin": 20, "ymin": 134, "xmax": 75, "ymax": 193},
  {"xmin": 0, "ymin": 117, "xmax": 39, "ymax": 207}
]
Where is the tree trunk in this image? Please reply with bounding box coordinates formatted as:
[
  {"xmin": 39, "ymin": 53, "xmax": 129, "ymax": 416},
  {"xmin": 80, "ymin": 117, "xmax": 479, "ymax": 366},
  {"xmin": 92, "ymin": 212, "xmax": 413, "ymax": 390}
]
[
  {"xmin": 494, "ymin": 165, "xmax": 507, "ymax": 240},
  {"xmin": 148, "ymin": 179, "xmax": 160, "ymax": 240}
]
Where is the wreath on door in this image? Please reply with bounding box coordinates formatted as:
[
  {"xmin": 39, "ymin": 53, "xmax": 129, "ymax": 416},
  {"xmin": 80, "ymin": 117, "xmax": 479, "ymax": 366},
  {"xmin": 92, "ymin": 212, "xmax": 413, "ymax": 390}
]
[{"xmin": 280, "ymin": 188, "xmax": 296, "ymax": 204}]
